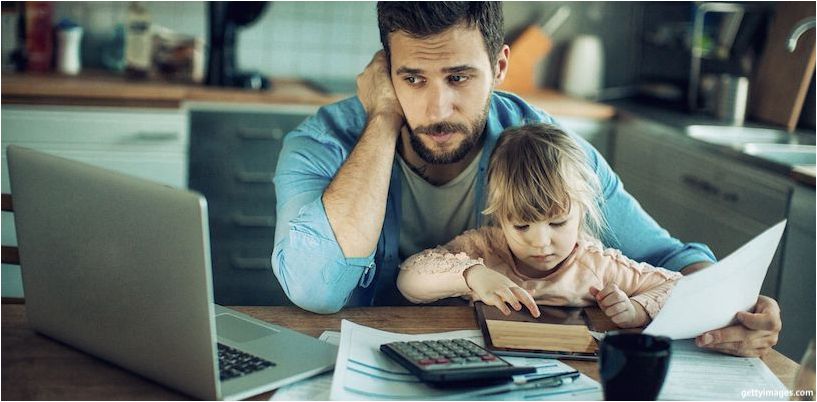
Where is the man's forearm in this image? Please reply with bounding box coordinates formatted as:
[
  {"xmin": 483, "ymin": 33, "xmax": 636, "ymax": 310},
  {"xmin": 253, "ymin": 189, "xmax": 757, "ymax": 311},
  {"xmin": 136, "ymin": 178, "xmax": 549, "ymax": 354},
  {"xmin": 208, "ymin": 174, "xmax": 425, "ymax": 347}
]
[{"xmin": 323, "ymin": 113, "xmax": 401, "ymax": 258}]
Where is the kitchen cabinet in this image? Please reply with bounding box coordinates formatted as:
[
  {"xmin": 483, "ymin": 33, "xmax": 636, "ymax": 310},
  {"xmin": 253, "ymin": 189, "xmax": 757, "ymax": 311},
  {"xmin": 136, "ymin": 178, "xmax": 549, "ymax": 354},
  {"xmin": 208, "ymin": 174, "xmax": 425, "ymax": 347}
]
[
  {"xmin": 612, "ymin": 117, "xmax": 792, "ymax": 300},
  {"xmin": 1, "ymin": 104, "xmax": 189, "ymax": 298},
  {"xmin": 777, "ymin": 184, "xmax": 816, "ymax": 360},
  {"xmin": 187, "ymin": 103, "xmax": 317, "ymax": 306}
]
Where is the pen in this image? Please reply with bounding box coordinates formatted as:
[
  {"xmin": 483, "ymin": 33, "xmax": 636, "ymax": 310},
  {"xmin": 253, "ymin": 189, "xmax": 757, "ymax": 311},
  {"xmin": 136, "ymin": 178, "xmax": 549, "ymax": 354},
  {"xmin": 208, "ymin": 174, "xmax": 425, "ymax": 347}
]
[{"xmin": 513, "ymin": 369, "xmax": 580, "ymax": 385}]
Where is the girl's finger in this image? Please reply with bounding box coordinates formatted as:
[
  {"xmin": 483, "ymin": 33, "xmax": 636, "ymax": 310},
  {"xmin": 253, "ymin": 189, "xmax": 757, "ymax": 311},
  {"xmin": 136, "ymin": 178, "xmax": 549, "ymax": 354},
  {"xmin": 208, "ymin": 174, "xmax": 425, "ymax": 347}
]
[
  {"xmin": 511, "ymin": 287, "xmax": 540, "ymax": 318},
  {"xmin": 604, "ymin": 301, "xmax": 629, "ymax": 317},
  {"xmin": 484, "ymin": 294, "xmax": 511, "ymax": 315},
  {"xmin": 497, "ymin": 288, "xmax": 522, "ymax": 311}
]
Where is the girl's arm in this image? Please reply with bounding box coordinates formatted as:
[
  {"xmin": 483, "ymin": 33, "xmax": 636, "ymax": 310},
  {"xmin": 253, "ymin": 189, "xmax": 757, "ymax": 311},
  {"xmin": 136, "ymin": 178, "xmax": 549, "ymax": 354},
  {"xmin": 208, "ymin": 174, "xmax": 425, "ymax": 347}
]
[
  {"xmin": 588, "ymin": 246, "xmax": 682, "ymax": 326},
  {"xmin": 396, "ymin": 229, "xmax": 496, "ymax": 303}
]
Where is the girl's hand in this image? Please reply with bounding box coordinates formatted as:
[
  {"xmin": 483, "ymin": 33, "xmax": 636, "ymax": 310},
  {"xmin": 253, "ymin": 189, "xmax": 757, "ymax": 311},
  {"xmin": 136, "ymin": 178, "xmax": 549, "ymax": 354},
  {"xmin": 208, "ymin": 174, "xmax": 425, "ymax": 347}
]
[
  {"xmin": 590, "ymin": 284, "xmax": 648, "ymax": 328},
  {"xmin": 464, "ymin": 265, "xmax": 540, "ymax": 318}
]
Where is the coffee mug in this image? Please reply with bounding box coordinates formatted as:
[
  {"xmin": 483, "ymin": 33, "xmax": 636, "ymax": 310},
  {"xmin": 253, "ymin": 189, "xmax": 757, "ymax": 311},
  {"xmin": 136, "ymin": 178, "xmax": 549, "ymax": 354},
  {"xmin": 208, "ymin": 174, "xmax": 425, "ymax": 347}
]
[{"xmin": 599, "ymin": 332, "xmax": 672, "ymax": 400}]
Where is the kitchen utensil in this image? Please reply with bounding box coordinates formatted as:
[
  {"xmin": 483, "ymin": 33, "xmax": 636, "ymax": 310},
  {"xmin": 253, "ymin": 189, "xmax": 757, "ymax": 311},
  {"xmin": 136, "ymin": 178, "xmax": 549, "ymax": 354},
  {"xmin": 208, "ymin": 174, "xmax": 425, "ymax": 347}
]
[
  {"xmin": 561, "ymin": 35, "xmax": 604, "ymax": 99},
  {"xmin": 749, "ymin": 2, "xmax": 815, "ymax": 131},
  {"xmin": 498, "ymin": 5, "xmax": 569, "ymax": 94}
]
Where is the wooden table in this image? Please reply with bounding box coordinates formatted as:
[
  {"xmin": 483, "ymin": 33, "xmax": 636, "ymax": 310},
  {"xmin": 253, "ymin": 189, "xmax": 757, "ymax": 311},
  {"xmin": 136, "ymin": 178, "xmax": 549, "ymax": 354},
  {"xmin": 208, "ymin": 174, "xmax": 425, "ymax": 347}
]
[{"xmin": 1, "ymin": 304, "xmax": 799, "ymax": 400}]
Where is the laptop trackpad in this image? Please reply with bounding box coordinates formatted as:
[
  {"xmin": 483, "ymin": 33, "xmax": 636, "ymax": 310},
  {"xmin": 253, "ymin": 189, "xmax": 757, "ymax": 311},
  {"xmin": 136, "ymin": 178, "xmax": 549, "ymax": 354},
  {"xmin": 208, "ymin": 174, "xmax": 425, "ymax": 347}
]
[{"xmin": 216, "ymin": 314, "xmax": 279, "ymax": 343}]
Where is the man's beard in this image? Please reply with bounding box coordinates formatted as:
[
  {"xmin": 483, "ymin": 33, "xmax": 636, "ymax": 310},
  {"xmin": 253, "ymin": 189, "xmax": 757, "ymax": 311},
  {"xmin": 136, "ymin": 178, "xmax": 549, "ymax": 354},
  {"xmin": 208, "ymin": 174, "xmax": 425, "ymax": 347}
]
[{"xmin": 408, "ymin": 99, "xmax": 490, "ymax": 165}]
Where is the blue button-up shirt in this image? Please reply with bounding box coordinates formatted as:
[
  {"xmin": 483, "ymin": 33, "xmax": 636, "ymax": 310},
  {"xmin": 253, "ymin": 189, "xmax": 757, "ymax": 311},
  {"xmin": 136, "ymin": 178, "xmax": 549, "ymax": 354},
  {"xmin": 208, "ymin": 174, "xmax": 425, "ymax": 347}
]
[{"xmin": 272, "ymin": 91, "xmax": 715, "ymax": 314}]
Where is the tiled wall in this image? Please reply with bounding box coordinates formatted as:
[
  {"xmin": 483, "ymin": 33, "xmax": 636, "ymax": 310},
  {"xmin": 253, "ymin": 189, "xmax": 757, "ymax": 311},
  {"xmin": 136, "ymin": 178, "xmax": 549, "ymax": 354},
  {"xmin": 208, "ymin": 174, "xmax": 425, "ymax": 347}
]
[
  {"xmin": 52, "ymin": 1, "xmax": 642, "ymax": 88},
  {"xmin": 53, "ymin": 1, "xmax": 383, "ymax": 81}
]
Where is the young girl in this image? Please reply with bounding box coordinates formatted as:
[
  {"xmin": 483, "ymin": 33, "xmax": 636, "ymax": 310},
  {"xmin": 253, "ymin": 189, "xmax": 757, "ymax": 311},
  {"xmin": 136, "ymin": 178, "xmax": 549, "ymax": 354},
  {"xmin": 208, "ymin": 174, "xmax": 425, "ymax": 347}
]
[{"xmin": 397, "ymin": 123, "xmax": 681, "ymax": 328}]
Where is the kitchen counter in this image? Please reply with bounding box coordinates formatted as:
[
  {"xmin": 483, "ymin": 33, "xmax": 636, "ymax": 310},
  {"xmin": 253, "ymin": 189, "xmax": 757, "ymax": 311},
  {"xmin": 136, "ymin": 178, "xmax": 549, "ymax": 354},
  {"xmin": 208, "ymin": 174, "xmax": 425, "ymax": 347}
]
[
  {"xmin": 1, "ymin": 71, "xmax": 341, "ymax": 108},
  {"xmin": 608, "ymin": 100, "xmax": 816, "ymax": 187},
  {"xmin": 1, "ymin": 72, "xmax": 617, "ymax": 121}
]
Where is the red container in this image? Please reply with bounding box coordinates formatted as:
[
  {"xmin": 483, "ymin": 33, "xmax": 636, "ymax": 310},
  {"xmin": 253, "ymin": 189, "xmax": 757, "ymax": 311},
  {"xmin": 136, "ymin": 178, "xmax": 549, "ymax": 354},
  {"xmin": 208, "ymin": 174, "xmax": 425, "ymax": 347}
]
[{"xmin": 25, "ymin": 1, "xmax": 53, "ymax": 72}]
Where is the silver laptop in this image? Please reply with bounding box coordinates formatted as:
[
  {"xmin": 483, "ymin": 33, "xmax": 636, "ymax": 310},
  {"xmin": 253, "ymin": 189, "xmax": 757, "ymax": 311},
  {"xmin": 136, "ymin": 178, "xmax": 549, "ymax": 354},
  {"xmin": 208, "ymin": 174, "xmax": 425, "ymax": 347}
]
[{"xmin": 6, "ymin": 145, "xmax": 337, "ymax": 400}]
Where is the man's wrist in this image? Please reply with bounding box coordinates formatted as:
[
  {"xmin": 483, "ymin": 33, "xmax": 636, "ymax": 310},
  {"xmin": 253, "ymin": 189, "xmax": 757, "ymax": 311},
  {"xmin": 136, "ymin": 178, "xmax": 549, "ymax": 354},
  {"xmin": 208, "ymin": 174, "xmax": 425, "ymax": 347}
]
[{"xmin": 367, "ymin": 110, "xmax": 403, "ymax": 134}]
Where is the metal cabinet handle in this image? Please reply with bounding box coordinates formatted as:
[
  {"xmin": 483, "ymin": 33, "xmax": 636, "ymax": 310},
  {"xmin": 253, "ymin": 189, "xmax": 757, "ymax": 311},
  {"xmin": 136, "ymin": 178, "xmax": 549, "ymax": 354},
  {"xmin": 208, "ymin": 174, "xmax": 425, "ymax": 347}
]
[
  {"xmin": 236, "ymin": 127, "xmax": 284, "ymax": 140},
  {"xmin": 681, "ymin": 174, "xmax": 720, "ymax": 196},
  {"xmin": 232, "ymin": 213, "xmax": 276, "ymax": 228},
  {"xmin": 231, "ymin": 255, "xmax": 272, "ymax": 270},
  {"xmin": 235, "ymin": 171, "xmax": 275, "ymax": 184},
  {"xmin": 134, "ymin": 131, "xmax": 179, "ymax": 141}
]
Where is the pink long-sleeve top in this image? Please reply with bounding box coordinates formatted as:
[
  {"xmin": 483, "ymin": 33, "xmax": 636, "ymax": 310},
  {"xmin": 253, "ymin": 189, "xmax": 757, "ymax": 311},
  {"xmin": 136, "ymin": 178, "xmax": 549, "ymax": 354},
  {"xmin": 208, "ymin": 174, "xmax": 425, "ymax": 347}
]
[{"xmin": 397, "ymin": 227, "xmax": 682, "ymax": 319}]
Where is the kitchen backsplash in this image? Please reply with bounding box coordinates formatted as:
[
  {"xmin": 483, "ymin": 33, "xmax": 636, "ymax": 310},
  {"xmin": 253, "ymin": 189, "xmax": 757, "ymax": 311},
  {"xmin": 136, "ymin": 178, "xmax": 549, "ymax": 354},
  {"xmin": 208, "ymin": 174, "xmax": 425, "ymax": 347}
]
[
  {"xmin": 49, "ymin": 1, "xmax": 643, "ymax": 89},
  {"xmin": 52, "ymin": 1, "xmax": 383, "ymax": 82}
]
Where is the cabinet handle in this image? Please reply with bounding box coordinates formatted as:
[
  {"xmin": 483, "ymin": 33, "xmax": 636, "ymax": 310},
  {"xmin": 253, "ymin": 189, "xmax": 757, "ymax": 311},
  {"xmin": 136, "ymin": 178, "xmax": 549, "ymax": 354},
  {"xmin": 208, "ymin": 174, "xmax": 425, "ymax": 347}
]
[
  {"xmin": 232, "ymin": 213, "xmax": 276, "ymax": 228},
  {"xmin": 681, "ymin": 174, "xmax": 720, "ymax": 196},
  {"xmin": 231, "ymin": 255, "xmax": 272, "ymax": 270},
  {"xmin": 134, "ymin": 131, "xmax": 179, "ymax": 141},
  {"xmin": 237, "ymin": 127, "xmax": 284, "ymax": 140},
  {"xmin": 235, "ymin": 171, "xmax": 275, "ymax": 184}
]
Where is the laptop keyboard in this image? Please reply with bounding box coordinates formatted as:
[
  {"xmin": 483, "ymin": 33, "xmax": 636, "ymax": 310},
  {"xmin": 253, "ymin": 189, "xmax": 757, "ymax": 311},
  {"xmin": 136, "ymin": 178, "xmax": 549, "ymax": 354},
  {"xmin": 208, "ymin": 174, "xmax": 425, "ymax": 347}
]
[{"xmin": 218, "ymin": 343, "xmax": 276, "ymax": 381}]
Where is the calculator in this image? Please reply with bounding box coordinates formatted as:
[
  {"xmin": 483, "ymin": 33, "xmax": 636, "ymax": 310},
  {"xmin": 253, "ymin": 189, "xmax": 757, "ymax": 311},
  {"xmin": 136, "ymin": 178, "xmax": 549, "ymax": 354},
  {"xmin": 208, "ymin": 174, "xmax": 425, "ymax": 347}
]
[{"xmin": 380, "ymin": 338, "xmax": 536, "ymax": 387}]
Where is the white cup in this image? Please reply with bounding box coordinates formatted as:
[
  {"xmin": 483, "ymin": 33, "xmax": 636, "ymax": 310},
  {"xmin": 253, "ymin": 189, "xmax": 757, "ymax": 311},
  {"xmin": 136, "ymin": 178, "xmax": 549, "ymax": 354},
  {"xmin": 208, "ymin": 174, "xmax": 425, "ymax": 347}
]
[{"xmin": 57, "ymin": 27, "xmax": 83, "ymax": 75}]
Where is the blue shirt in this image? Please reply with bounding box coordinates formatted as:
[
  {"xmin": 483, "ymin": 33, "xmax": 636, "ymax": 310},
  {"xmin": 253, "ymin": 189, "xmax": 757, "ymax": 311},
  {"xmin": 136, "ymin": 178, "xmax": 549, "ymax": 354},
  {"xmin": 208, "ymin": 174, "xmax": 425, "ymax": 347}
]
[{"xmin": 272, "ymin": 92, "xmax": 716, "ymax": 314}]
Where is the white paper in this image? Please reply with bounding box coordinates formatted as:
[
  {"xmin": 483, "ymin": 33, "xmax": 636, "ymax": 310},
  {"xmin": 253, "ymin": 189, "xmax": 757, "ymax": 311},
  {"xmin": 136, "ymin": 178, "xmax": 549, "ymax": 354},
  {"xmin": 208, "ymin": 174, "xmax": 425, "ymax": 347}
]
[
  {"xmin": 329, "ymin": 320, "xmax": 602, "ymax": 400},
  {"xmin": 658, "ymin": 339, "xmax": 788, "ymax": 400},
  {"xmin": 270, "ymin": 331, "xmax": 341, "ymax": 401},
  {"xmin": 644, "ymin": 220, "xmax": 786, "ymax": 339}
]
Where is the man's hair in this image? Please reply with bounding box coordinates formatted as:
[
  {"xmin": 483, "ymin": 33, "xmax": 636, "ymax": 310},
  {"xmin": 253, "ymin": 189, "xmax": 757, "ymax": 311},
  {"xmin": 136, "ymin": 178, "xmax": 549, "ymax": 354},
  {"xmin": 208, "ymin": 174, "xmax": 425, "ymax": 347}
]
[
  {"xmin": 483, "ymin": 123, "xmax": 607, "ymax": 240},
  {"xmin": 376, "ymin": 2, "xmax": 504, "ymax": 67}
]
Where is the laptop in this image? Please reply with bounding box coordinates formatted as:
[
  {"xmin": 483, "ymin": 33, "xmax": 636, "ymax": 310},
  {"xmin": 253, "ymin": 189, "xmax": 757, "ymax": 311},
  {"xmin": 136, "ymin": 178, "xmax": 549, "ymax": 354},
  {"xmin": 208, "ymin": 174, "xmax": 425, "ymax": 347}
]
[{"xmin": 6, "ymin": 145, "xmax": 337, "ymax": 400}]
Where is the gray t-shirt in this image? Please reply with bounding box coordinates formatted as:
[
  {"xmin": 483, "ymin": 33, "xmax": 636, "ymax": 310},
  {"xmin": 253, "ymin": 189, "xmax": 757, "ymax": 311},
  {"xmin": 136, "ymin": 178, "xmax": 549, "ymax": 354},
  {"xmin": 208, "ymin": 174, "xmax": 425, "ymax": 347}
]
[{"xmin": 397, "ymin": 149, "xmax": 484, "ymax": 260}]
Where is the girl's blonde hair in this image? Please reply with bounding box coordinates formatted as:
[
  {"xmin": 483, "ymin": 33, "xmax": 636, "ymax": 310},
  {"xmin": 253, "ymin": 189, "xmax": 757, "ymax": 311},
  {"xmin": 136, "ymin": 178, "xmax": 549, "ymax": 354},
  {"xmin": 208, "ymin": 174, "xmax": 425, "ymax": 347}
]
[{"xmin": 483, "ymin": 123, "xmax": 606, "ymax": 239}]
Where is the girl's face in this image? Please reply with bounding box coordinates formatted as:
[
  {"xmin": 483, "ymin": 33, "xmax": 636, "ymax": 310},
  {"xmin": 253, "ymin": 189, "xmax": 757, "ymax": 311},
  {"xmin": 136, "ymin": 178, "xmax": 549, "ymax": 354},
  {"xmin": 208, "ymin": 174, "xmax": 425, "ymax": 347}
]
[{"xmin": 500, "ymin": 205, "xmax": 582, "ymax": 274}]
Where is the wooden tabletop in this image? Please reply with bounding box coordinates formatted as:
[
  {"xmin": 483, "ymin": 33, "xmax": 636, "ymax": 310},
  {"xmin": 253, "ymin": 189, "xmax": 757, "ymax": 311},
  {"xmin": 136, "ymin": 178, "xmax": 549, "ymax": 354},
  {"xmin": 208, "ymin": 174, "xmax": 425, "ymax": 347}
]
[{"xmin": 1, "ymin": 304, "xmax": 799, "ymax": 400}]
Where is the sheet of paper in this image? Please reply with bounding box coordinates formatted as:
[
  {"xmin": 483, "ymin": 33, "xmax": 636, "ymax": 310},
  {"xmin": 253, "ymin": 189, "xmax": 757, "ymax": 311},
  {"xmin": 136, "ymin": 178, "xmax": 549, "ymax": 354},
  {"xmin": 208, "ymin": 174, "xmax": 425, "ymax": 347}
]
[
  {"xmin": 270, "ymin": 331, "xmax": 340, "ymax": 401},
  {"xmin": 658, "ymin": 339, "xmax": 788, "ymax": 400},
  {"xmin": 644, "ymin": 220, "xmax": 786, "ymax": 339},
  {"xmin": 329, "ymin": 320, "xmax": 602, "ymax": 400}
]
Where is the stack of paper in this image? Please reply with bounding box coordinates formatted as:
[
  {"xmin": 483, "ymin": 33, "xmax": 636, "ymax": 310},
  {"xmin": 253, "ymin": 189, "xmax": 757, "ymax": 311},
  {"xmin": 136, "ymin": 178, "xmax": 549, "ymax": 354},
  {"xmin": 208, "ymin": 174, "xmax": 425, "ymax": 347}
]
[{"xmin": 327, "ymin": 320, "xmax": 601, "ymax": 400}]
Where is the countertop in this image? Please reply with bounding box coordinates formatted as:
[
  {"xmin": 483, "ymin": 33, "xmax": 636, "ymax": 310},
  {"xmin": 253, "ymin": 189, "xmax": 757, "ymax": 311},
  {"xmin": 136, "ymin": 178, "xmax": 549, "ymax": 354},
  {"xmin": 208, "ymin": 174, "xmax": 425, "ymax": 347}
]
[
  {"xmin": 1, "ymin": 71, "xmax": 342, "ymax": 108},
  {"xmin": 0, "ymin": 71, "xmax": 616, "ymax": 120},
  {"xmin": 607, "ymin": 100, "xmax": 816, "ymax": 187}
]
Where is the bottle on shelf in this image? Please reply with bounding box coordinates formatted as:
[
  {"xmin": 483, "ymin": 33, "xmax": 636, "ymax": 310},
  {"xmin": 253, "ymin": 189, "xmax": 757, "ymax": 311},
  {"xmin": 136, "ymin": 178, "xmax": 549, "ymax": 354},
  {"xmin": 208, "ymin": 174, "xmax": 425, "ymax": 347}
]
[{"xmin": 125, "ymin": 2, "xmax": 152, "ymax": 78}]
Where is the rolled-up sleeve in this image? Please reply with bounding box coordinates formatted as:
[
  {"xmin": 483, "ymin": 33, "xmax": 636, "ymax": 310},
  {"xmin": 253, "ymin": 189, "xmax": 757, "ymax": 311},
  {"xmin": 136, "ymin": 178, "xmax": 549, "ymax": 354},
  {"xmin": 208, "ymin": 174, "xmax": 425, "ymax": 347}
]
[{"xmin": 272, "ymin": 130, "xmax": 374, "ymax": 314}]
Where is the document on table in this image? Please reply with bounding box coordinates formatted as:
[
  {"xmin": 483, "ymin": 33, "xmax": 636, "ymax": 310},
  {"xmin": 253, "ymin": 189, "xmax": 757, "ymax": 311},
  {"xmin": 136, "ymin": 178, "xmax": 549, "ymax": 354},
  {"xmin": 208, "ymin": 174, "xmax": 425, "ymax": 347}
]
[
  {"xmin": 270, "ymin": 331, "xmax": 339, "ymax": 401},
  {"xmin": 658, "ymin": 339, "xmax": 788, "ymax": 400},
  {"xmin": 329, "ymin": 320, "xmax": 601, "ymax": 400},
  {"xmin": 644, "ymin": 220, "xmax": 786, "ymax": 340}
]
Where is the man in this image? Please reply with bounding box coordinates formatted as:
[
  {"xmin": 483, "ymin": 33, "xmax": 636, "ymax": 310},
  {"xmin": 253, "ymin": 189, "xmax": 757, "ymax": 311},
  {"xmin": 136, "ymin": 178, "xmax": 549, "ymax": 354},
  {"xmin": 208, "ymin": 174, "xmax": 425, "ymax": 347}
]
[{"xmin": 272, "ymin": 2, "xmax": 781, "ymax": 358}]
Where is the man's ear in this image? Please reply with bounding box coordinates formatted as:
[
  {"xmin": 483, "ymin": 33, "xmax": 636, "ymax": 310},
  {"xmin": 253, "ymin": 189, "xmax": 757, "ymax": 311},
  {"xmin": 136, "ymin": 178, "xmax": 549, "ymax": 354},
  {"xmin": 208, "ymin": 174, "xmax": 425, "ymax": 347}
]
[{"xmin": 493, "ymin": 45, "xmax": 510, "ymax": 85}]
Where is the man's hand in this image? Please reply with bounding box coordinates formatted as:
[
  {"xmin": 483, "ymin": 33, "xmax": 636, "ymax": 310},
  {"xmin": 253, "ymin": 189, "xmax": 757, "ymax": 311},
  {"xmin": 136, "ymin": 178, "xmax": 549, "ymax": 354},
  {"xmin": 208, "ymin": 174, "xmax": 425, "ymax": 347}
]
[
  {"xmin": 590, "ymin": 284, "xmax": 648, "ymax": 328},
  {"xmin": 356, "ymin": 50, "xmax": 404, "ymax": 127},
  {"xmin": 464, "ymin": 265, "xmax": 540, "ymax": 318},
  {"xmin": 696, "ymin": 295, "xmax": 782, "ymax": 357}
]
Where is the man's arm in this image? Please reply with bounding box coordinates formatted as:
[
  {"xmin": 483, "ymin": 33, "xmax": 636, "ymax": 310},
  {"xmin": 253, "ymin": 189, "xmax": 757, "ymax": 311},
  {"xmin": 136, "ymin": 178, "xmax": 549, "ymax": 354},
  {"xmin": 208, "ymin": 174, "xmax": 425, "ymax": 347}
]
[{"xmin": 272, "ymin": 51, "xmax": 403, "ymax": 314}]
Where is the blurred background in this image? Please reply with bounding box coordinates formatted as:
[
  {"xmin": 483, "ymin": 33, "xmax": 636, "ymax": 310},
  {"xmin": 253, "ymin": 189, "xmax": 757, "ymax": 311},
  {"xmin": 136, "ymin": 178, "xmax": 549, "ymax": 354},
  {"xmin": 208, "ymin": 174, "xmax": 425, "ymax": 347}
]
[{"xmin": 1, "ymin": 1, "xmax": 815, "ymax": 362}]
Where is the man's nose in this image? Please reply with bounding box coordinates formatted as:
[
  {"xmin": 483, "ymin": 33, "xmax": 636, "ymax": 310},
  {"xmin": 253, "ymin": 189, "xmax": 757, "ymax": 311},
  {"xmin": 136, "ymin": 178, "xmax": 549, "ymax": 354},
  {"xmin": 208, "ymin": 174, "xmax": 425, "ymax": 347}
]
[{"xmin": 425, "ymin": 82, "xmax": 454, "ymax": 121}]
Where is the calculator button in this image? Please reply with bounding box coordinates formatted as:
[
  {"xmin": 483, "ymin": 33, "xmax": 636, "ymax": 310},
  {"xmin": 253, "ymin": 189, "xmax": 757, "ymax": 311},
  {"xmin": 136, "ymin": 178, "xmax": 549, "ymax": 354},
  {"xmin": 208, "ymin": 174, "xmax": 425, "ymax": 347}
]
[
  {"xmin": 418, "ymin": 358, "xmax": 434, "ymax": 365},
  {"xmin": 482, "ymin": 355, "xmax": 497, "ymax": 361},
  {"xmin": 435, "ymin": 357, "xmax": 449, "ymax": 364}
]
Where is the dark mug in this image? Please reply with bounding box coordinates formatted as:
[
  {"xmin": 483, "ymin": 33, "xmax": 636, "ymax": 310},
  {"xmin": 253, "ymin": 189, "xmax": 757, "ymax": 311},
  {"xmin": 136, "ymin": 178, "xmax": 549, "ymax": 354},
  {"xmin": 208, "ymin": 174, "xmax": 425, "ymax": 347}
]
[{"xmin": 599, "ymin": 332, "xmax": 672, "ymax": 400}]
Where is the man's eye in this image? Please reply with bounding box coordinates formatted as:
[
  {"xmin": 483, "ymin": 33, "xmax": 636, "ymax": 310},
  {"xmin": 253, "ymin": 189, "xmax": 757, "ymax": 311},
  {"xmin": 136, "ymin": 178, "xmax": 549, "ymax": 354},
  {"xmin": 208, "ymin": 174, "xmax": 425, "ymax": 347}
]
[
  {"xmin": 449, "ymin": 75, "xmax": 468, "ymax": 83},
  {"xmin": 550, "ymin": 221, "xmax": 567, "ymax": 227},
  {"xmin": 513, "ymin": 225, "xmax": 529, "ymax": 231},
  {"xmin": 405, "ymin": 76, "xmax": 422, "ymax": 85}
]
